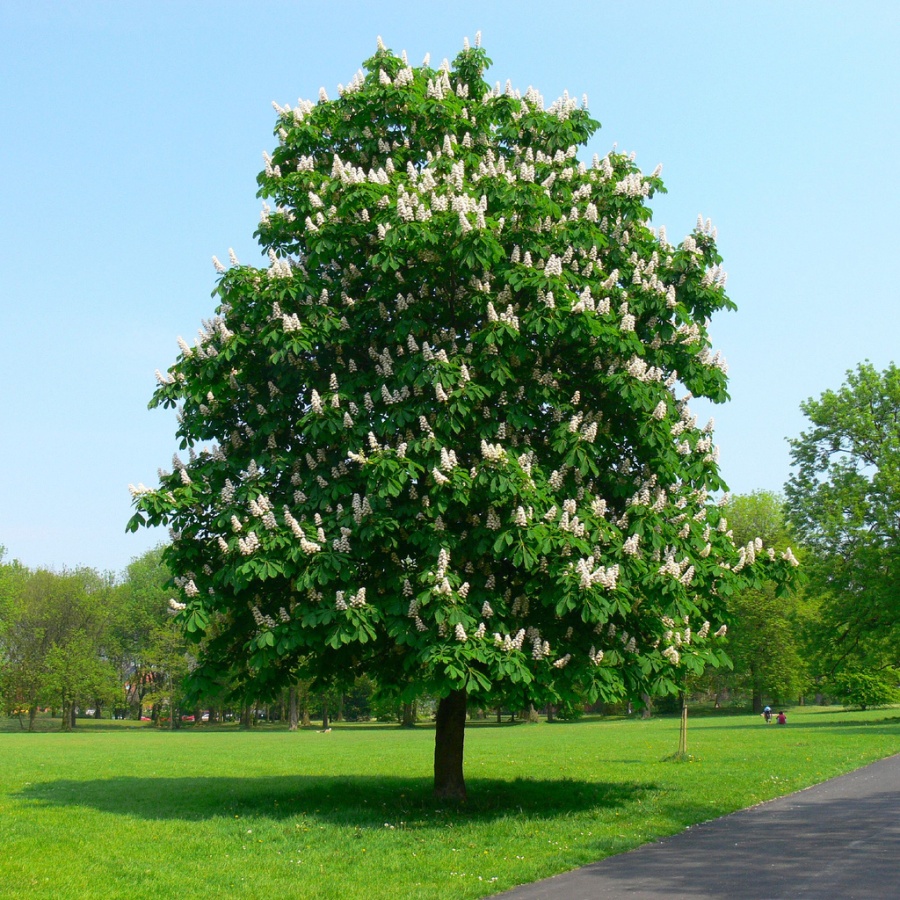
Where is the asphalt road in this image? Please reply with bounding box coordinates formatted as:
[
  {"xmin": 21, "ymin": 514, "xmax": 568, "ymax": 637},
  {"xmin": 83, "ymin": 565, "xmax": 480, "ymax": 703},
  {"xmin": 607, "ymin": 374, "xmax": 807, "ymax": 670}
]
[{"xmin": 495, "ymin": 752, "xmax": 900, "ymax": 899}]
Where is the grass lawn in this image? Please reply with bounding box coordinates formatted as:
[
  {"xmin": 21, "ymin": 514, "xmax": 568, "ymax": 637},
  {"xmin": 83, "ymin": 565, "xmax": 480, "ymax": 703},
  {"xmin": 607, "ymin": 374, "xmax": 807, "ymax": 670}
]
[{"xmin": 1, "ymin": 706, "xmax": 898, "ymax": 899}]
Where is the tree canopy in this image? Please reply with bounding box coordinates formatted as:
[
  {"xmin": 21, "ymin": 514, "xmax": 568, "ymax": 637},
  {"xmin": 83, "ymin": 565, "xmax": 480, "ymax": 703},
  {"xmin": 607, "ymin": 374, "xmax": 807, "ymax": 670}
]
[
  {"xmin": 721, "ymin": 492, "xmax": 806, "ymax": 711},
  {"xmin": 786, "ymin": 361, "xmax": 900, "ymax": 676},
  {"xmin": 130, "ymin": 36, "xmax": 796, "ymax": 798}
]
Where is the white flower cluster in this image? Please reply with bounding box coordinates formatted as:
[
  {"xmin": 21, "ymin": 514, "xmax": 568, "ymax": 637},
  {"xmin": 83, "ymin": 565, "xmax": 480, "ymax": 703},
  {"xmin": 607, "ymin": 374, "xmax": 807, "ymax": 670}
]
[
  {"xmin": 576, "ymin": 557, "xmax": 619, "ymax": 590},
  {"xmin": 494, "ymin": 629, "xmax": 526, "ymax": 651},
  {"xmin": 238, "ymin": 531, "xmax": 261, "ymax": 555},
  {"xmin": 282, "ymin": 507, "xmax": 321, "ymax": 553},
  {"xmin": 558, "ymin": 504, "xmax": 586, "ymax": 537},
  {"xmin": 352, "ymin": 493, "xmax": 373, "ymax": 524},
  {"xmin": 781, "ymin": 547, "xmax": 800, "ymax": 566},
  {"xmin": 332, "ymin": 526, "xmax": 352, "ymax": 553},
  {"xmin": 282, "ymin": 312, "xmax": 302, "ymax": 332},
  {"xmin": 168, "ymin": 598, "xmax": 186, "ymax": 611},
  {"xmin": 481, "ymin": 440, "xmax": 506, "ymax": 462},
  {"xmin": 662, "ymin": 645, "xmax": 680, "ymax": 665},
  {"xmin": 658, "ymin": 555, "xmax": 691, "ymax": 580},
  {"xmin": 544, "ymin": 254, "xmax": 563, "ymax": 277},
  {"xmin": 251, "ymin": 605, "xmax": 277, "ymax": 629},
  {"xmin": 732, "ymin": 537, "xmax": 764, "ymax": 572},
  {"xmin": 531, "ymin": 632, "xmax": 551, "ymax": 659}
]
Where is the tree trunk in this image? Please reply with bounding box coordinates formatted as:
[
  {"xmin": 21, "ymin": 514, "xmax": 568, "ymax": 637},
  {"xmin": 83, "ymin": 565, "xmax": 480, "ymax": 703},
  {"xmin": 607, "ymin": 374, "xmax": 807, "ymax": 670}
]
[
  {"xmin": 336, "ymin": 693, "xmax": 344, "ymax": 722},
  {"xmin": 433, "ymin": 689, "xmax": 467, "ymax": 802},
  {"xmin": 289, "ymin": 686, "xmax": 299, "ymax": 732},
  {"xmin": 321, "ymin": 701, "xmax": 330, "ymax": 730},
  {"xmin": 70, "ymin": 703, "xmax": 77, "ymax": 729},
  {"xmin": 546, "ymin": 704, "xmax": 555, "ymax": 723},
  {"xmin": 752, "ymin": 689, "xmax": 763, "ymax": 715},
  {"xmin": 524, "ymin": 703, "xmax": 540, "ymax": 723},
  {"xmin": 641, "ymin": 693, "xmax": 653, "ymax": 719},
  {"xmin": 400, "ymin": 701, "xmax": 417, "ymax": 728},
  {"xmin": 240, "ymin": 705, "xmax": 251, "ymax": 729},
  {"xmin": 28, "ymin": 705, "xmax": 37, "ymax": 732},
  {"xmin": 496, "ymin": 706, "xmax": 502, "ymax": 724}
]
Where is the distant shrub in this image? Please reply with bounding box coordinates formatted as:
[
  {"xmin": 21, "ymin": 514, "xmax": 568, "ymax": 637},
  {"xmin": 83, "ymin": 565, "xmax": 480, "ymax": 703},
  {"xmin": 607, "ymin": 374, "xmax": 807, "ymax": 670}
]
[{"xmin": 832, "ymin": 670, "xmax": 900, "ymax": 710}]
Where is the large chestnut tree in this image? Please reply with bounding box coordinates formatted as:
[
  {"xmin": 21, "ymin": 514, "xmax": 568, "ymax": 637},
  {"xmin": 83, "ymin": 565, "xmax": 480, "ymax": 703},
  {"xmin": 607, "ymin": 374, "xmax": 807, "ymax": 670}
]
[{"xmin": 130, "ymin": 36, "xmax": 796, "ymax": 800}]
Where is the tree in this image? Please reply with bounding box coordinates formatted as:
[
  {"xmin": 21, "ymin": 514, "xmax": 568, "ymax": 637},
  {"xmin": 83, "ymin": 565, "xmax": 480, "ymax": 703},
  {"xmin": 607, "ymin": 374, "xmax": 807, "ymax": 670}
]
[
  {"xmin": 0, "ymin": 549, "xmax": 31, "ymax": 723},
  {"xmin": 832, "ymin": 669, "xmax": 900, "ymax": 710},
  {"xmin": 786, "ymin": 362, "xmax": 900, "ymax": 679},
  {"xmin": 720, "ymin": 492, "xmax": 806, "ymax": 711},
  {"xmin": 1, "ymin": 568, "xmax": 117, "ymax": 730},
  {"xmin": 112, "ymin": 547, "xmax": 193, "ymax": 720},
  {"xmin": 130, "ymin": 36, "xmax": 796, "ymax": 799}
]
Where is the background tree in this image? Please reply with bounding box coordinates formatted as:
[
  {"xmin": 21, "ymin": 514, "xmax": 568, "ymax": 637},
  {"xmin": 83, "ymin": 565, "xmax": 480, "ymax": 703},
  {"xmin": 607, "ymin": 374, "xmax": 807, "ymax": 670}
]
[
  {"xmin": 0, "ymin": 549, "xmax": 31, "ymax": 724},
  {"xmin": 786, "ymin": 362, "xmax": 900, "ymax": 682},
  {"xmin": 2, "ymin": 568, "xmax": 117, "ymax": 730},
  {"xmin": 721, "ymin": 492, "xmax": 806, "ymax": 712},
  {"xmin": 112, "ymin": 547, "xmax": 192, "ymax": 720},
  {"xmin": 131, "ymin": 36, "xmax": 796, "ymax": 799},
  {"xmin": 831, "ymin": 669, "xmax": 900, "ymax": 710}
]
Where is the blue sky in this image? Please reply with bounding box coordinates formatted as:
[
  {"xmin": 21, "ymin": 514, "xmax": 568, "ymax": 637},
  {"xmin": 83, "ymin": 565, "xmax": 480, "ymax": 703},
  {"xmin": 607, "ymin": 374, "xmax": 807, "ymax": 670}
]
[{"xmin": 1, "ymin": 2, "xmax": 898, "ymax": 574}]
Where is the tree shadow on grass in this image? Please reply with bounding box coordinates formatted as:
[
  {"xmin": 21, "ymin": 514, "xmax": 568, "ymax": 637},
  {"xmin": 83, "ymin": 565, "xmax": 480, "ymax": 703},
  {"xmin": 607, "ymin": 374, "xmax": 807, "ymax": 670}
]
[{"xmin": 17, "ymin": 774, "xmax": 652, "ymax": 826}]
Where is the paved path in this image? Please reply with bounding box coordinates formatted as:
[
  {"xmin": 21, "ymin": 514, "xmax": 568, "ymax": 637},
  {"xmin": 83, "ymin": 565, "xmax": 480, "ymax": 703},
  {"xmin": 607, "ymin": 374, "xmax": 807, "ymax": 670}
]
[{"xmin": 496, "ymin": 753, "xmax": 900, "ymax": 899}]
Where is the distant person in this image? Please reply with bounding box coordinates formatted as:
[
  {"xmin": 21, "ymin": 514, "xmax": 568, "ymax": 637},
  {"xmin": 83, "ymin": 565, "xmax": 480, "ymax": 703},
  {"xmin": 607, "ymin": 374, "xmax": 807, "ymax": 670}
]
[
  {"xmin": 776, "ymin": 711, "xmax": 787, "ymax": 725},
  {"xmin": 763, "ymin": 706, "xmax": 772, "ymax": 724}
]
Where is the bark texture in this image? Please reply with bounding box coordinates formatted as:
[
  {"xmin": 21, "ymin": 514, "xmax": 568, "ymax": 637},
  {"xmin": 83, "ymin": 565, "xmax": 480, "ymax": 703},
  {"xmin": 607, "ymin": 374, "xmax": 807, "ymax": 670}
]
[{"xmin": 434, "ymin": 689, "xmax": 467, "ymax": 801}]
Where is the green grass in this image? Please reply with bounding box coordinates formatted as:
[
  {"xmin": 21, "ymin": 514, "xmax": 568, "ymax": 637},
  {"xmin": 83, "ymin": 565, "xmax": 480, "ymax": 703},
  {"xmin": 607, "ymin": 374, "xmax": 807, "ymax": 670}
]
[{"xmin": 1, "ymin": 707, "xmax": 899, "ymax": 899}]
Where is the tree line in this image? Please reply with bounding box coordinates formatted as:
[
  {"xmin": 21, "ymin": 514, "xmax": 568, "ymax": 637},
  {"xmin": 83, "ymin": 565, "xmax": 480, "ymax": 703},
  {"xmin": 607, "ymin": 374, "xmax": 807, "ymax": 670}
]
[{"xmin": 6, "ymin": 369, "xmax": 900, "ymax": 733}]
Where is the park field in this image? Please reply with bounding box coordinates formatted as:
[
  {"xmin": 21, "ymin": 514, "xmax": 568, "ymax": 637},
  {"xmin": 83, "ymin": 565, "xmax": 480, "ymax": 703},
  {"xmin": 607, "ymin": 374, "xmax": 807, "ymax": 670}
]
[{"xmin": 1, "ymin": 707, "xmax": 899, "ymax": 899}]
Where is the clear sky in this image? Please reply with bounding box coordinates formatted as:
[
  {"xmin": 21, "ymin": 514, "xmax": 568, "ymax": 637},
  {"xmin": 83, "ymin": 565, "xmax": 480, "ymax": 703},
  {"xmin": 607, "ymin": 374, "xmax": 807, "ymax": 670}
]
[{"xmin": 1, "ymin": 1, "xmax": 898, "ymax": 575}]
